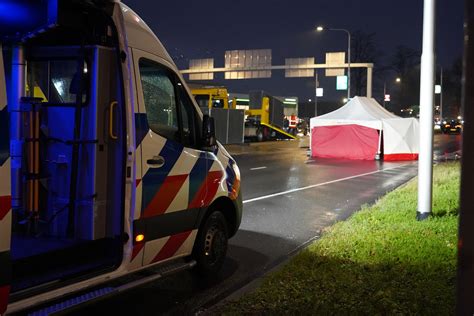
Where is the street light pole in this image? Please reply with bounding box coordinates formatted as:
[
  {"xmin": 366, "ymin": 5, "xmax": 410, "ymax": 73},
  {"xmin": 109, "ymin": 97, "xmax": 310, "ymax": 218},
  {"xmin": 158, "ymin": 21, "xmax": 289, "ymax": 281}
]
[
  {"xmin": 383, "ymin": 81, "xmax": 386, "ymax": 108},
  {"xmin": 329, "ymin": 28, "xmax": 351, "ymax": 99},
  {"xmin": 316, "ymin": 26, "xmax": 351, "ymax": 99},
  {"xmin": 440, "ymin": 66, "xmax": 443, "ymax": 120},
  {"xmin": 314, "ymin": 70, "xmax": 319, "ymax": 117},
  {"xmin": 417, "ymin": 0, "xmax": 436, "ymax": 221}
]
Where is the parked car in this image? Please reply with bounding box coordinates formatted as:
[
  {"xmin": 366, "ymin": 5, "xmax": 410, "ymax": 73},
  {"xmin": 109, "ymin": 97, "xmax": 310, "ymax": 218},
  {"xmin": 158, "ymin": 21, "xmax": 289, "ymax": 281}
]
[{"xmin": 441, "ymin": 119, "xmax": 463, "ymax": 134}]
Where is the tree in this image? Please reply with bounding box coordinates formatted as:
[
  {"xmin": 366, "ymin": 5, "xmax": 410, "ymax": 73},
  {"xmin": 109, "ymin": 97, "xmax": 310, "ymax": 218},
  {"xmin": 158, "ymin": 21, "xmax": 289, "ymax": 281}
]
[
  {"xmin": 390, "ymin": 46, "xmax": 420, "ymax": 77},
  {"xmin": 389, "ymin": 46, "xmax": 421, "ymax": 111},
  {"xmin": 350, "ymin": 30, "xmax": 384, "ymax": 97},
  {"xmin": 441, "ymin": 57, "xmax": 462, "ymax": 118}
]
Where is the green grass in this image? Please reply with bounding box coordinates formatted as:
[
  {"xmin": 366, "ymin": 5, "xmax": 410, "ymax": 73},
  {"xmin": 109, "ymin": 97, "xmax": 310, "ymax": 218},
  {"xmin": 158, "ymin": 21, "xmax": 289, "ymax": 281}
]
[{"xmin": 222, "ymin": 162, "xmax": 460, "ymax": 315}]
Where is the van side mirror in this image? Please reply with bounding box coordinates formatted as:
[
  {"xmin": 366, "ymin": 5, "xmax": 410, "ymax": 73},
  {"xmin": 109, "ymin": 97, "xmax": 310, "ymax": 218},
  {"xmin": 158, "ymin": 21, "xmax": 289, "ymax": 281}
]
[{"xmin": 202, "ymin": 114, "xmax": 217, "ymax": 147}]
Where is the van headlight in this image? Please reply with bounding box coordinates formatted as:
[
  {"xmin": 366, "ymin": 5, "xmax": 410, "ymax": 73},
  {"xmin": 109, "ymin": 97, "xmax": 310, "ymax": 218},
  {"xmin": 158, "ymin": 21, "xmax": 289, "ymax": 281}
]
[{"xmin": 232, "ymin": 161, "xmax": 240, "ymax": 179}]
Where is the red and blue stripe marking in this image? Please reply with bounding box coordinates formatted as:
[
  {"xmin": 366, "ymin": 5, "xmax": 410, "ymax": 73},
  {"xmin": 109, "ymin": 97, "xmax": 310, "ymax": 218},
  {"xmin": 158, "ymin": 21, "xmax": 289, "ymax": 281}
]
[
  {"xmin": 132, "ymin": 115, "xmax": 236, "ymax": 264},
  {"xmin": 225, "ymin": 159, "xmax": 240, "ymax": 200},
  {"xmin": 141, "ymin": 141, "xmax": 222, "ymax": 217},
  {"xmin": 187, "ymin": 152, "xmax": 213, "ymax": 205},
  {"xmin": 141, "ymin": 140, "xmax": 183, "ymax": 216}
]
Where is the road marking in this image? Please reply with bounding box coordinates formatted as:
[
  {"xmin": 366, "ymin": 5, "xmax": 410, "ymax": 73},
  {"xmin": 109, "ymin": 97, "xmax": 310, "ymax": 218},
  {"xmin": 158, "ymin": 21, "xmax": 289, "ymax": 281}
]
[
  {"xmin": 243, "ymin": 165, "xmax": 406, "ymax": 204},
  {"xmin": 250, "ymin": 166, "xmax": 267, "ymax": 171}
]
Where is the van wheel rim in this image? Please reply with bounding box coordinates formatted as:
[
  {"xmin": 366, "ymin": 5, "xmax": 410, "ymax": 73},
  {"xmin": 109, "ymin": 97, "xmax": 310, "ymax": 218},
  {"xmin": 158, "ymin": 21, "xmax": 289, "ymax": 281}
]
[{"xmin": 204, "ymin": 225, "xmax": 226, "ymax": 265}]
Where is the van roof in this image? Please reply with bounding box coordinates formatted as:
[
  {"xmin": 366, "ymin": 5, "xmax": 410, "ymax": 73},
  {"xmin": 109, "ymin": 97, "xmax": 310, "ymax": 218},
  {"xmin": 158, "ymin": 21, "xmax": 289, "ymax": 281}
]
[{"xmin": 119, "ymin": 3, "xmax": 176, "ymax": 68}]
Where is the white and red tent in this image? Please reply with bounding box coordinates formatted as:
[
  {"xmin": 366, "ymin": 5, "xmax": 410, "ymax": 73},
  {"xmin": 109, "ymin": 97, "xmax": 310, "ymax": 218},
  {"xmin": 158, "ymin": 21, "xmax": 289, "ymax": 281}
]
[{"xmin": 309, "ymin": 96, "xmax": 419, "ymax": 160}]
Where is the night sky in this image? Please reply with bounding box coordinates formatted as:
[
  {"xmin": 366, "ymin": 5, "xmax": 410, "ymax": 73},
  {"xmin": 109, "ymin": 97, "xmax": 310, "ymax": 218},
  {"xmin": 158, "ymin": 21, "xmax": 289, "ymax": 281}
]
[{"xmin": 122, "ymin": 0, "xmax": 464, "ymax": 102}]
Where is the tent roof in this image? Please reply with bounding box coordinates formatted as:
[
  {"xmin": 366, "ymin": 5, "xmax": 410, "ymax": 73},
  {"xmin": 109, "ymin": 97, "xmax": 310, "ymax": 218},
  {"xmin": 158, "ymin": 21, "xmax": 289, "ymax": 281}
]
[{"xmin": 310, "ymin": 96, "xmax": 399, "ymax": 129}]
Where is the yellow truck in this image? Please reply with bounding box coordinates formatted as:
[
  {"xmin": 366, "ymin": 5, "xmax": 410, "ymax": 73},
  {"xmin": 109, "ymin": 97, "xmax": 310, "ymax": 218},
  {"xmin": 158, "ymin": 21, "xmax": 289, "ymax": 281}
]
[
  {"xmin": 191, "ymin": 87, "xmax": 297, "ymax": 142},
  {"xmin": 191, "ymin": 86, "xmax": 232, "ymax": 109}
]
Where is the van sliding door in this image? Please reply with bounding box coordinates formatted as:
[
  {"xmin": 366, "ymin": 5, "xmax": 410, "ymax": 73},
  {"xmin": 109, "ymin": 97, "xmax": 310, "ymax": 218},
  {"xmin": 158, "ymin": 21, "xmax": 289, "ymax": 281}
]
[{"xmin": 9, "ymin": 45, "xmax": 125, "ymax": 294}]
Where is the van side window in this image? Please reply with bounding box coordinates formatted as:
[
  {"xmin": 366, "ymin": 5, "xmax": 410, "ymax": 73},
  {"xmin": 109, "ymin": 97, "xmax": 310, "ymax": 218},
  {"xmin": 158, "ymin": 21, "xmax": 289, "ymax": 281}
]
[
  {"xmin": 28, "ymin": 59, "xmax": 89, "ymax": 104},
  {"xmin": 177, "ymin": 83, "xmax": 197, "ymax": 148},
  {"xmin": 139, "ymin": 59, "xmax": 179, "ymax": 141}
]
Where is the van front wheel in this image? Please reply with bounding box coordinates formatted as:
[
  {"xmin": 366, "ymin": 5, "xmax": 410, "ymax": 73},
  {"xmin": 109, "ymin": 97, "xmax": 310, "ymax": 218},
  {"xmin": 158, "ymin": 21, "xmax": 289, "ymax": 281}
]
[{"xmin": 193, "ymin": 211, "xmax": 228, "ymax": 276}]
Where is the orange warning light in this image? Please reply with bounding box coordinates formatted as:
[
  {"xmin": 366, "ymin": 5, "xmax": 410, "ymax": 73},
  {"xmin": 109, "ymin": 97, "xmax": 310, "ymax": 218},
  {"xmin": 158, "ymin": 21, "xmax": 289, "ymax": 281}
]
[{"xmin": 135, "ymin": 234, "xmax": 145, "ymax": 243}]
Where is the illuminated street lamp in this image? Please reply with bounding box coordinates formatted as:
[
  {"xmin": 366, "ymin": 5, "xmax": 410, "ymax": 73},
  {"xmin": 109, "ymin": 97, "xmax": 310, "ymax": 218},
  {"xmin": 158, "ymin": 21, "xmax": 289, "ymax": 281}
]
[
  {"xmin": 383, "ymin": 77, "xmax": 402, "ymax": 108},
  {"xmin": 437, "ymin": 66, "xmax": 443, "ymax": 120},
  {"xmin": 317, "ymin": 25, "xmax": 351, "ymax": 99}
]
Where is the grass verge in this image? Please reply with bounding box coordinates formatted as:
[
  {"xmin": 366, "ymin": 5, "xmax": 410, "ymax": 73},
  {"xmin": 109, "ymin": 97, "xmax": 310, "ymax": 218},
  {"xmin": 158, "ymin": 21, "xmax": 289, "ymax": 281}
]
[{"xmin": 222, "ymin": 162, "xmax": 460, "ymax": 315}]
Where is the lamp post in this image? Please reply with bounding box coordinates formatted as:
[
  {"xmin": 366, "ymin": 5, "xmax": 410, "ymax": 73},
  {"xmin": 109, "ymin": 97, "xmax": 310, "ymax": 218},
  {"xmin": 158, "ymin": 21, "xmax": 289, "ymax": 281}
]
[
  {"xmin": 314, "ymin": 70, "xmax": 319, "ymax": 116},
  {"xmin": 417, "ymin": 0, "xmax": 436, "ymax": 221},
  {"xmin": 439, "ymin": 66, "xmax": 443, "ymax": 120},
  {"xmin": 383, "ymin": 77, "xmax": 401, "ymax": 108},
  {"xmin": 317, "ymin": 26, "xmax": 351, "ymax": 99}
]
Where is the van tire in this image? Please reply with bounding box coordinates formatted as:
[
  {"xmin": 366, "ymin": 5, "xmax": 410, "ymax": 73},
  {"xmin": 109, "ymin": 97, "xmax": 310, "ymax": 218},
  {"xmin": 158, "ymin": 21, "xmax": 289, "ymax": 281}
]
[{"xmin": 193, "ymin": 211, "xmax": 228, "ymax": 276}]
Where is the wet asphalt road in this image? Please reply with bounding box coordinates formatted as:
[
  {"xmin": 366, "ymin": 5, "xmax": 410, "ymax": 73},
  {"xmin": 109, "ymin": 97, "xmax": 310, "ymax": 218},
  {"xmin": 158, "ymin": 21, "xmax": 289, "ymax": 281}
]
[
  {"xmin": 82, "ymin": 134, "xmax": 460, "ymax": 316},
  {"xmin": 433, "ymin": 133, "xmax": 462, "ymax": 159}
]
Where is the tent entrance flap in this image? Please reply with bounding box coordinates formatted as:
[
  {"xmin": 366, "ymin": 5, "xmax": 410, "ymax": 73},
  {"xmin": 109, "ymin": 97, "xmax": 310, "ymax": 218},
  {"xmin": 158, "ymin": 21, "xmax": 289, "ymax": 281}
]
[{"xmin": 311, "ymin": 124, "xmax": 379, "ymax": 160}]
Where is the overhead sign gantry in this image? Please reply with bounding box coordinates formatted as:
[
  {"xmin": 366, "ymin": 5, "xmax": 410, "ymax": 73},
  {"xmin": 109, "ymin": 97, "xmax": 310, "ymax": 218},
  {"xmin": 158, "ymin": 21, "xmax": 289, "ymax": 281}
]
[{"xmin": 181, "ymin": 50, "xmax": 374, "ymax": 98}]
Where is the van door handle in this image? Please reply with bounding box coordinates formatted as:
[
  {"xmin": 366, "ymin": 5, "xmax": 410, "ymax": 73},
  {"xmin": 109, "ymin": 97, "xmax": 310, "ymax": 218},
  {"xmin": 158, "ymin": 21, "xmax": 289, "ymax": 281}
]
[
  {"xmin": 147, "ymin": 156, "xmax": 165, "ymax": 168},
  {"xmin": 109, "ymin": 101, "xmax": 118, "ymax": 140}
]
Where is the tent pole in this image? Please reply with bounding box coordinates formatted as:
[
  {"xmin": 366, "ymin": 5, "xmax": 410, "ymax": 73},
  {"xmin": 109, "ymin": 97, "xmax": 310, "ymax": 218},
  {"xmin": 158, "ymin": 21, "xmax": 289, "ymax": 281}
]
[{"xmin": 376, "ymin": 128, "xmax": 382, "ymax": 160}]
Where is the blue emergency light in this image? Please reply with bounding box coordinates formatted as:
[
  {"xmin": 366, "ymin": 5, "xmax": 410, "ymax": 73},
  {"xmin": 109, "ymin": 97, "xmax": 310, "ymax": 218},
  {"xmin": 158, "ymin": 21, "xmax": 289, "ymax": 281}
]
[{"xmin": 0, "ymin": 0, "xmax": 58, "ymax": 41}]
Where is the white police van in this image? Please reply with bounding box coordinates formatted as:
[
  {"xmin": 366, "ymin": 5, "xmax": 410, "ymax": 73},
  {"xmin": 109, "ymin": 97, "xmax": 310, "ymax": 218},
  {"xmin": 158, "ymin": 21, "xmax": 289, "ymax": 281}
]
[{"xmin": 0, "ymin": 1, "xmax": 242, "ymax": 314}]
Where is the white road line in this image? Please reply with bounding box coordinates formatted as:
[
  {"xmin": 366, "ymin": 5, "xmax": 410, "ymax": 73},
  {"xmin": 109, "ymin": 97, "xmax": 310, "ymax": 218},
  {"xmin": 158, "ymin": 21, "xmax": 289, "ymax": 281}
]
[
  {"xmin": 250, "ymin": 166, "xmax": 267, "ymax": 171},
  {"xmin": 243, "ymin": 165, "xmax": 406, "ymax": 204}
]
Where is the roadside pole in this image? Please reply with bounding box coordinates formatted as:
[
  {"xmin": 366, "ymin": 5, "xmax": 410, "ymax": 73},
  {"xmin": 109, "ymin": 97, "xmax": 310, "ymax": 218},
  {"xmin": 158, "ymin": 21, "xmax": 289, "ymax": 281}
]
[
  {"xmin": 314, "ymin": 71, "xmax": 319, "ymax": 117},
  {"xmin": 366, "ymin": 66, "xmax": 373, "ymax": 98},
  {"xmin": 417, "ymin": 0, "xmax": 436, "ymax": 220},
  {"xmin": 457, "ymin": 1, "xmax": 474, "ymax": 311},
  {"xmin": 347, "ymin": 32, "xmax": 351, "ymax": 99},
  {"xmin": 383, "ymin": 82, "xmax": 386, "ymax": 108},
  {"xmin": 440, "ymin": 67, "xmax": 443, "ymax": 119}
]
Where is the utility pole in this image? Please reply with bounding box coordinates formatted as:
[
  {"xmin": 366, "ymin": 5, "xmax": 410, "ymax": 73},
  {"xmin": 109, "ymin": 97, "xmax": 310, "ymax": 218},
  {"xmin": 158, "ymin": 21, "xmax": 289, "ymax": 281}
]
[
  {"xmin": 315, "ymin": 71, "xmax": 319, "ymax": 117},
  {"xmin": 347, "ymin": 30, "xmax": 351, "ymax": 99},
  {"xmin": 315, "ymin": 26, "xmax": 351, "ymax": 99},
  {"xmin": 440, "ymin": 66, "xmax": 443, "ymax": 120},
  {"xmin": 457, "ymin": 1, "xmax": 474, "ymax": 311},
  {"xmin": 417, "ymin": 0, "xmax": 436, "ymax": 220},
  {"xmin": 383, "ymin": 81, "xmax": 386, "ymax": 108}
]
